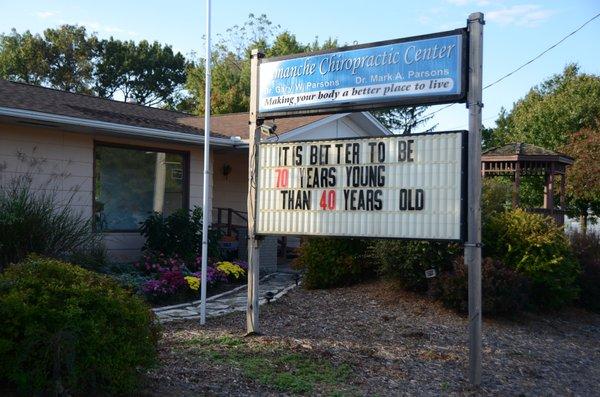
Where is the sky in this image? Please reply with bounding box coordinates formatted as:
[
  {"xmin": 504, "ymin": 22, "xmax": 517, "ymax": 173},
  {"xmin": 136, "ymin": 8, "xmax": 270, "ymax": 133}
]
[{"xmin": 1, "ymin": 0, "xmax": 599, "ymax": 131}]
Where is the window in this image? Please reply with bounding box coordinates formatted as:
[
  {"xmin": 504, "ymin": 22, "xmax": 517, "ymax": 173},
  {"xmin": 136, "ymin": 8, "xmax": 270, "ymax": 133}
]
[{"xmin": 94, "ymin": 143, "xmax": 188, "ymax": 231}]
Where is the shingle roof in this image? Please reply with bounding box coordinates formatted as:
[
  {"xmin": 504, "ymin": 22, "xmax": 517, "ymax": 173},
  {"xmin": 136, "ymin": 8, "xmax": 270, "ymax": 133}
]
[
  {"xmin": 0, "ymin": 79, "xmax": 329, "ymax": 140},
  {"xmin": 202, "ymin": 112, "xmax": 329, "ymax": 139}
]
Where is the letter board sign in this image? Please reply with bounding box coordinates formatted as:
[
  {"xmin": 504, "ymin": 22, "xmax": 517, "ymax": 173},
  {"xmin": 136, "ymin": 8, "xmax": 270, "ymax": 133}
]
[{"xmin": 256, "ymin": 131, "xmax": 466, "ymax": 241}]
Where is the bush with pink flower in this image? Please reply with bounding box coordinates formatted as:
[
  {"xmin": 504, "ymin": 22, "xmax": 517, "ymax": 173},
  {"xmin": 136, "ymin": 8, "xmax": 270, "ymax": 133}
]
[{"xmin": 139, "ymin": 256, "xmax": 246, "ymax": 304}]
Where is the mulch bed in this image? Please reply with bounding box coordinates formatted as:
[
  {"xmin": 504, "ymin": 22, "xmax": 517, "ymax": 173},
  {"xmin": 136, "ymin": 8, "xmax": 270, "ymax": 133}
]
[{"xmin": 143, "ymin": 279, "xmax": 600, "ymax": 396}]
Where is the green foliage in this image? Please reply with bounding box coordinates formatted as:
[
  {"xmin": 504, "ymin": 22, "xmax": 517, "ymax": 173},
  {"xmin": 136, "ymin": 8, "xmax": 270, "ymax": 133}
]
[
  {"xmin": 180, "ymin": 14, "xmax": 339, "ymax": 115},
  {"xmin": 372, "ymin": 106, "xmax": 433, "ymax": 134},
  {"xmin": 481, "ymin": 177, "xmax": 512, "ymax": 218},
  {"xmin": 0, "ymin": 25, "xmax": 96, "ymax": 93},
  {"xmin": 562, "ymin": 128, "xmax": 600, "ymax": 231},
  {"xmin": 139, "ymin": 206, "xmax": 221, "ymax": 264},
  {"xmin": 0, "ymin": 24, "xmax": 186, "ymax": 106},
  {"xmin": 66, "ymin": 241, "xmax": 109, "ymax": 271},
  {"xmin": 372, "ymin": 240, "xmax": 460, "ymax": 293},
  {"xmin": 434, "ymin": 257, "xmax": 530, "ymax": 315},
  {"xmin": 0, "ymin": 256, "xmax": 159, "ymax": 395},
  {"xmin": 483, "ymin": 208, "xmax": 580, "ymax": 309},
  {"xmin": 0, "ymin": 28, "xmax": 49, "ymax": 84},
  {"xmin": 488, "ymin": 65, "xmax": 600, "ymax": 228},
  {"xmin": 94, "ymin": 38, "xmax": 187, "ymax": 106},
  {"xmin": 570, "ymin": 232, "xmax": 600, "ymax": 312},
  {"xmin": 87, "ymin": 262, "xmax": 154, "ymax": 297},
  {"xmin": 43, "ymin": 25, "xmax": 96, "ymax": 93},
  {"xmin": 294, "ymin": 237, "xmax": 373, "ymax": 289},
  {"xmin": 0, "ymin": 175, "xmax": 100, "ymax": 269},
  {"xmin": 493, "ymin": 64, "xmax": 600, "ymax": 150}
]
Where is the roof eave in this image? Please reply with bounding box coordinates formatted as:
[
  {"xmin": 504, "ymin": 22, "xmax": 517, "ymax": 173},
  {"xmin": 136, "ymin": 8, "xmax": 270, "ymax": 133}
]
[{"xmin": 0, "ymin": 106, "xmax": 236, "ymax": 147}]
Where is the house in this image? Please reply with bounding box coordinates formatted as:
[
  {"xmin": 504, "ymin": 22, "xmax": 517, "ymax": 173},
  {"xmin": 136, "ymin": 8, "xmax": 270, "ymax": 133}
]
[{"xmin": 0, "ymin": 79, "xmax": 391, "ymax": 272}]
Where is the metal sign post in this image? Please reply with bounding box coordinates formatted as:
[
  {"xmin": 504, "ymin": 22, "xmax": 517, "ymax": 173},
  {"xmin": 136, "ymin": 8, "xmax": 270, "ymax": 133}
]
[
  {"xmin": 466, "ymin": 12, "xmax": 484, "ymax": 386},
  {"xmin": 246, "ymin": 49, "xmax": 263, "ymax": 335},
  {"xmin": 199, "ymin": 0, "xmax": 212, "ymax": 325}
]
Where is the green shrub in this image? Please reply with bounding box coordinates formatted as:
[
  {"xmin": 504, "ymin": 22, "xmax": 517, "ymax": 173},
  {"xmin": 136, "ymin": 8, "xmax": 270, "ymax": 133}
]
[
  {"xmin": 570, "ymin": 231, "xmax": 600, "ymax": 312},
  {"xmin": 139, "ymin": 206, "xmax": 222, "ymax": 266},
  {"xmin": 483, "ymin": 208, "xmax": 580, "ymax": 309},
  {"xmin": 481, "ymin": 177, "xmax": 512, "ymax": 218},
  {"xmin": 0, "ymin": 175, "xmax": 100, "ymax": 269},
  {"xmin": 434, "ymin": 256, "xmax": 530, "ymax": 315},
  {"xmin": 67, "ymin": 241, "xmax": 109, "ymax": 271},
  {"xmin": 294, "ymin": 237, "xmax": 373, "ymax": 289},
  {"xmin": 0, "ymin": 256, "xmax": 160, "ymax": 395},
  {"xmin": 371, "ymin": 240, "xmax": 461, "ymax": 293}
]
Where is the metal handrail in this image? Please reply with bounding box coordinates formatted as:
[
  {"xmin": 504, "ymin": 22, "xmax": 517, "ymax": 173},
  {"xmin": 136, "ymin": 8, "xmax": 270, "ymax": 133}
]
[{"xmin": 213, "ymin": 207, "xmax": 248, "ymax": 235}]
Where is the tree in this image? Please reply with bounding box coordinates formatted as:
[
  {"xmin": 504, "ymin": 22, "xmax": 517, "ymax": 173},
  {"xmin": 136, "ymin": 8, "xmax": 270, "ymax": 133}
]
[
  {"xmin": 178, "ymin": 14, "xmax": 275, "ymax": 115},
  {"xmin": 0, "ymin": 29, "xmax": 49, "ymax": 85},
  {"xmin": 562, "ymin": 127, "xmax": 600, "ymax": 234},
  {"xmin": 94, "ymin": 38, "xmax": 187, "ymax": 106},
  {"xmin": 1, "ymin": 25, "xmax": 186, "ymax": 107},
  {"xmin": 183, "ymin": 13, "xmax": 431, "ymax": 133},
  {"xmin": 0, "ymin": 25, "xmax": 96, "ymax": 93},
  {"xmin": 493, "ymin": 64, "xmax": 600, "ymax": 151},
  {"xmin": 372, "ymin": 107, "xmax": 433, "ymax": 135},
  {"xmin": 490, "ymin": 64, "xmax": 600, "ymax": 228},
  {"xmin": 181, "ymin": 11, "xmax": 438, "ymax": 137},
  {"xmin": 43, "ymin": 25, "xmax": 97, "ymax": 93},
  {"xmin": 265, "ymin": 31, "xmax": 308, "ymax": 57},
  {"xmin": 482, "ymin": 107, "xmax": 511, "ymax": 150},
  {"xmin": 180, "ymin": 14, "xmax": 339, "ymax": 116}
]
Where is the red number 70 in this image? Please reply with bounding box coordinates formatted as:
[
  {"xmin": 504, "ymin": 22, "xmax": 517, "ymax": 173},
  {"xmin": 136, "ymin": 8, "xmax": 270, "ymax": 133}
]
[{"xmin": 274, "ymin": 168, "xmax": 289, "ymax": 188}]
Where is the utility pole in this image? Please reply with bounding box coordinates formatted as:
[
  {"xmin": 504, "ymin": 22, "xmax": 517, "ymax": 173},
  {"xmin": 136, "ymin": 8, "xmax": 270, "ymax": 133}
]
[{"xmin": 466, "ymin": 11, "xmax": 484, "ymax": 387}]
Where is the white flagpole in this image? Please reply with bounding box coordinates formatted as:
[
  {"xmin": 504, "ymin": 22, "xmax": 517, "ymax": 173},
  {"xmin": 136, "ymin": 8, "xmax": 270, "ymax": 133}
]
[{"xmin": 200, "ymin": 0, "xmax": 212, "ymax": 325}]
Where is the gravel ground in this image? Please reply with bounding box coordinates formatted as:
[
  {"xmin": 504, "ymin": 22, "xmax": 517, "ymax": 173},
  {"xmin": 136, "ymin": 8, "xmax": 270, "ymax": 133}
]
[{"xmin": 144, "ymin": 280, "xmax": 600, "ymax": 396}]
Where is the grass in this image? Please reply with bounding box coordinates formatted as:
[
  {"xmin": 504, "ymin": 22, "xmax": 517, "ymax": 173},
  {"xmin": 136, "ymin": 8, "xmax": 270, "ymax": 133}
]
[{"xmin": 178, "ymin": 334, "xmax": 353, "ymax": 395}]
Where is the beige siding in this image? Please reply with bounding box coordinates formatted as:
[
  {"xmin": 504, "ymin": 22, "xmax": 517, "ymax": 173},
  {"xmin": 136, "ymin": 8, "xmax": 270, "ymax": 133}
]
[
  {"xmin": 212, "ymin": 150, "xmax": 248, "ymax": 213},
  {"xmin": 0, "ymin": 125, "xmax": 95, "ymax": 215},
  {"xmin": 0, "ymin": 122, "xmax": 209, "ymax": 262}
]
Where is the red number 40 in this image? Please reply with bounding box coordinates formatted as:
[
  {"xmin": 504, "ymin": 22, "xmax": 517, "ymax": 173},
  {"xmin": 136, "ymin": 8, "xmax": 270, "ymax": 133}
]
[{"xmin": 320, "ymin": 190, "xmax": 335, "ymax": 210}]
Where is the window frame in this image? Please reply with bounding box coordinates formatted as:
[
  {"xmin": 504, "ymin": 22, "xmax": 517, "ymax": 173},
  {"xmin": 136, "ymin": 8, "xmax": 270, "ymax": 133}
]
[{"xmin": 92, "ymin": 140, "xmax": 191, "ymax": 233}]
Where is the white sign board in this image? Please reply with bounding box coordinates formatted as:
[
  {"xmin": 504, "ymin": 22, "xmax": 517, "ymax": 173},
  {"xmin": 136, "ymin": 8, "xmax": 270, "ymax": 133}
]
[{"xmin": 256, "ymin": 131, "xmax": 465, "ymax": 241}]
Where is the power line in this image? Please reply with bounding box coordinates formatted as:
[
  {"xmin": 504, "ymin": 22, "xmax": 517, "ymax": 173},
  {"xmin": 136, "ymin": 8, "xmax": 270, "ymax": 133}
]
[
  {"xmin": 482, "ymin": 11, "xmax": 600, "ymax": 90},
  {"xmin": 424, "ymin": 11, "xmax": 600, "ymax": 119}
]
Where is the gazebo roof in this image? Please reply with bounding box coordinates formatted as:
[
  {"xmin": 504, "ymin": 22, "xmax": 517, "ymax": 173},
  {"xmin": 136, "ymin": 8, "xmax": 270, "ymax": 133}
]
[{"xmin": 482, "ymin": 143, "xmax": 574, "ymax": 165}]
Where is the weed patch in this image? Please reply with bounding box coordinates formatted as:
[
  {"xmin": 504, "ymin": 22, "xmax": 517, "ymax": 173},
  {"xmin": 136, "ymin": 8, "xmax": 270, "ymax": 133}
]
[{"xmin": 177, "ymin": 334, "xmax": 353, "ymax": 394}]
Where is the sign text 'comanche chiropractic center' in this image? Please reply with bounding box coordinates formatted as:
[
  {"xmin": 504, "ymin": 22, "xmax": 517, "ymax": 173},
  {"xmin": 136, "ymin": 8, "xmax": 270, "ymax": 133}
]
[
  {"xmin": 258, "ymin": 30, "xmax": 466, "ymax": 116},
  {"xmin": 256, "ymin": 132, "xmax": 466, "ymax": 240}
]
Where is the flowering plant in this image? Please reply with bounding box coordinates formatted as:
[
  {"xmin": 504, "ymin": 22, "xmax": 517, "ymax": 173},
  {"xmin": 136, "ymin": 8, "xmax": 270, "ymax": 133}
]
[
  {"xmin": 216, "ymin": 261, "xmax": 246, "ymax": 280},
  {"xmin": 233, "ymin": 260, "xmax": 248, "ymax": 272},
  {"xmin": 141, "ymin": 269, "xmax": 187, "ymax": 299},
  {"xmin": 184, "ymin": 276, "xmax": 200, "ymax": 291},
  {"xmin": 138, "ymin": 252, "xmax": 246, "ymax": 302},
  {"xmin": 135, "ymin": 252, "xmax": 187, "ymax": 274},
  {"xmin": 141, "ymin": 279, "xmax": 170, "ymax": 297}
]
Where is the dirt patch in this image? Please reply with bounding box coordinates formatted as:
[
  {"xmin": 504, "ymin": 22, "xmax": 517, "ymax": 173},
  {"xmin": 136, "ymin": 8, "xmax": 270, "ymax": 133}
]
[{"xmin": 143, "ymin": 279, "xmax": 600, "ymax": 396}]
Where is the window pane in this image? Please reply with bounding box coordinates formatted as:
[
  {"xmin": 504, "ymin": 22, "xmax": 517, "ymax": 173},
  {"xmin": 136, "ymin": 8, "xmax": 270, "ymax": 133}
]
[{"xmin": 94, "ymin": 145, "xmax": 186, "ymax": 231}]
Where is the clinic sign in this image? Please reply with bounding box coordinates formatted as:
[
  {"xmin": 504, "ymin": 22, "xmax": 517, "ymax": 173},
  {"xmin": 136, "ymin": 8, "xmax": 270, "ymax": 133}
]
[
  {"xmin": 256, "ymin": 131, "xmax": 466, "ymax": 241},
  {"xmin": 258, "ymin": 29, "xmax": 467, "ymax": 117},
  {"xmin": 248, "ymin": 15, "xmax": 484, "ymax": 383}
]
